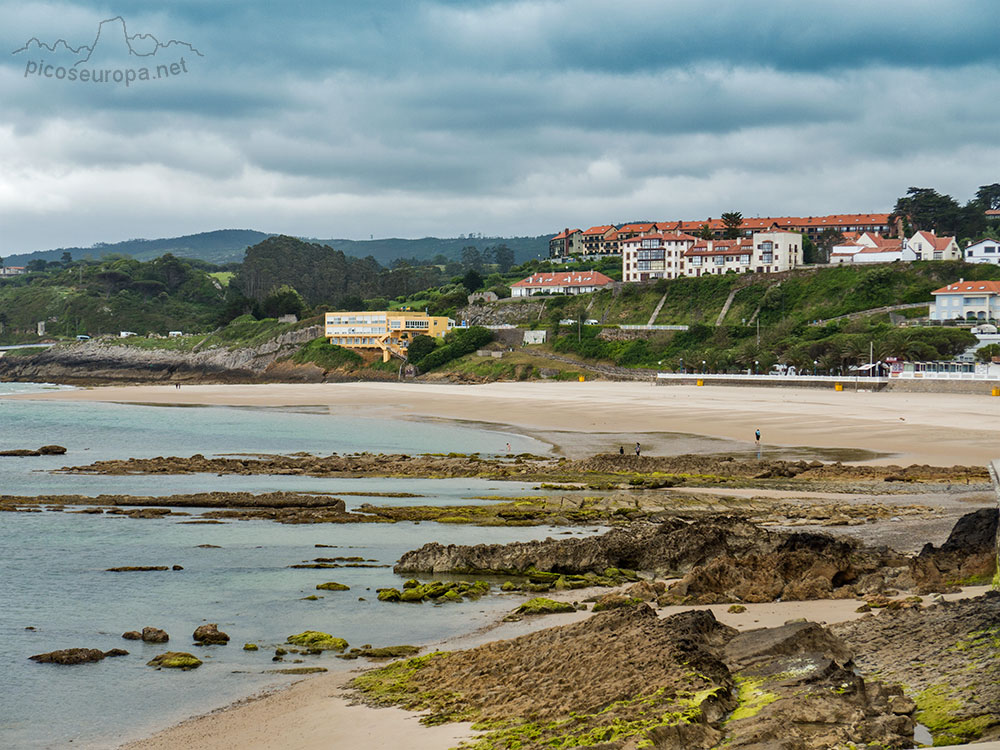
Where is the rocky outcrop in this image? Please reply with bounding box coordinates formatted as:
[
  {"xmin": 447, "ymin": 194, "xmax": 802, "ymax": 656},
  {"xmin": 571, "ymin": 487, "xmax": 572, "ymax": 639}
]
[
  {"xmin": 0, "ymin": 325, "xmax": 322, "ymax": 385},
  {"xmin": 395, "ymin": 518, "xmax": 771, "ymax": 576},
  {"xmin": 0, "ymin": 445, "xmax": 66, "ymax": 456},
  {"xmin": 913, "ymin": 507, "xmax": 999, "ymax": 592},
  {"xmin": 59, "ymin": 450, "xmax": 989, "ymax": 484},
  {"xmin": 397, "ymin": 514, "xmax": 996, "ymax": 605},
  {"xmin": 352, "ymin": 605, "xmax": 914, "ymax": 749},
  {"xmin": 192, "ymin": 624, "xmax": 229, "ymax": 645},
  {"xmin": 30, "ymin": 648, "xmax": 128, "ymax": 665},
  {"xmin": 833, "ymin": 591, "xmax": 1000, "ymax": 745}
]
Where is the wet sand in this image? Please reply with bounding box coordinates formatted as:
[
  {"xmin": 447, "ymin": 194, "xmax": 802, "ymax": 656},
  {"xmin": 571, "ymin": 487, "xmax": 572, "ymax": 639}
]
[{"xmin": 17, "ymin": 380, "xmax": 1000, "ymax": 466}]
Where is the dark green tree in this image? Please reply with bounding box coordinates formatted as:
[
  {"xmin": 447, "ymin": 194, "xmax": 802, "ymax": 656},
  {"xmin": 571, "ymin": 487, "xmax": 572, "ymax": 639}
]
[
  {"xmin": 491, "ymin": 244, "xmax": 515, "ymax": 272},
  {"xmin": 976, "ymin": 343, "xmax": 1000, "ymax": 363},
  {"xmin": 258, "ymin": 285, "xmax": 306, "ymax": 319},
  {"xmin": 721, "ymin": 211, "xmax": 744, "ymax": 240},
  {"xmin": 460, "ymin": 246, "xmax": 483, "ymax": 272},
  {"xmin": 405, "ymin": 334, "xmax": 437, "ymax": 363},
  {"xmin": 461, "ymin": 269, "xmax": 484, "ymax": 293},
  {"xmin": 815, "ymin": 228, "xmax": 845, "ymax": 264},
  {"xmin": 975, "ymin": 183, "xmax": 1000, "ymax": 211},
  {"xmin": 60, "ymin": 251, "xmax": 73, "ymax": 266},
  {"xmin": 892, "ymin": 187, "xmax": 962, "ymax": 235},
  {"xmin": 697, "ymin": 224, "xmax": 713, "ymax": 241}
]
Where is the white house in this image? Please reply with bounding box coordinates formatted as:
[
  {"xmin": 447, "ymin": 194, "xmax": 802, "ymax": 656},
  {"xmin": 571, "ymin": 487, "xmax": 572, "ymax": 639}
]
[
  {"xmin": 621, "ymin": 231, "xmax": 696, "ymax": 282},
  {"xmin": 829, "ymin": 233, "xmax": 914, "ymax": 264},
  {"xmin": 0, "ymin": 266, "xmax": 26, "ymax": 277},
  {"xmin": 963, "ymin": 238, "xmax": 1000, "ymax": 265},
  {"xmin": 908, "ymin": 231, "xmax": 960, "ymax": 261},
  {"xmin": 510, "ymin": 270, "xmax": 615, "ymax": 297},
  {"xmin": 930, "ymin": 279, "xmax": 1000, "ymax": 322}
]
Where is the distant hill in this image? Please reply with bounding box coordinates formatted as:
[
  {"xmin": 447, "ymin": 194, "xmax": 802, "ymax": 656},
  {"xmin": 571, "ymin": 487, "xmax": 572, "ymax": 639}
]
[
  {"xmin": 4, "ymin": 231, "xmax": 550, "ymax": 267},
  {"xmin": 4, "ymin": 230, "xmax": 272, "ymax": 266}
]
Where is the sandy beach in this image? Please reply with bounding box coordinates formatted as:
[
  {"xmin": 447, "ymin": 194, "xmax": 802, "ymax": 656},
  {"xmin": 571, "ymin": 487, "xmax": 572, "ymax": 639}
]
[{"xmin": 17, "ymin": 380, "xmax": 1000, "ymax": 466}]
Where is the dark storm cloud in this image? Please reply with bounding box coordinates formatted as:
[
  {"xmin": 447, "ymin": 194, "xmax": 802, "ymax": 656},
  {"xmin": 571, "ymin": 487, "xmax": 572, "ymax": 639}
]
[{"xmin": 0, "ymin": 0, "xmax": 996, "ymax": 252}]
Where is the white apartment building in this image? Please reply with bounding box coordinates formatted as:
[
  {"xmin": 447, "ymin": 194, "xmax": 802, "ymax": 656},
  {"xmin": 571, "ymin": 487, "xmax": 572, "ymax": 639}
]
[
  {"xmin": 964, "ymin": 238, "xmax": 1000, "ymax": 265},
  {"xmin": 683, "ymin": 230, "xmax": 802, "ymax": 277},
  {"xmin": 621, "ymin": 232, "xmax": 697, "ymax": 282}
]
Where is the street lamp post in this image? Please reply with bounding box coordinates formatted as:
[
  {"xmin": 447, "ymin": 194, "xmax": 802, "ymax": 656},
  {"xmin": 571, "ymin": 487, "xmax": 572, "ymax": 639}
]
[
  {"xmin": 679, "ymin": 358, "xmax": 684, "ymax": 374},
  {"xmin": 702, "ymin": 360, "xmax": 706, "ymax": 374},
  {"xmin": 754, "ymin": 359, "xmax": 759, "ymax": 375},
  {"xmin": 813, "ymin": 359, "xmax": 818, "ymax": 376}
]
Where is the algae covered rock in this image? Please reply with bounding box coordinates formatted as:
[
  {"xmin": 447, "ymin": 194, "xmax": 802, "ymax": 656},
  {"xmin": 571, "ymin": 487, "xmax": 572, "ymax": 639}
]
[
  {"xmin": 339, "ymin": 644, "xmax": 421, "ymax": 660},
  {"xmin": 192, "ymin": 623, "xmax": 230, "ymax": 645},
  {"xmin": 513, "ymin": 597, "xmax": 576, "ymax": 616},
  {"xmin": 286, "ymin": 631, "xmax": 348, "ymax": 652},
  {"xmin": 243, "ymin": 643, "xmax": 259, "ymax": 651},
  {"xmin": 377, "ymin": 580, "xmax": 490, "ymax": 604},
  {"xmin": 147, "ymin": 651, "xmax": 202, "ymax": 670},
  {"xmin": 316, "ymin": 581, "xmax": 350, "ymax": 591},
  {"xmin": 376, "ymin": 588, "xmax": 402, "ymax": 602}
]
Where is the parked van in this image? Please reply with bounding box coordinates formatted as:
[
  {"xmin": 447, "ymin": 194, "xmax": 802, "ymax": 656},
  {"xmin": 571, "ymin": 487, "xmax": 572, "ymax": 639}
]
[{"xmin": 75, "ymin": 334, "xmax": 90, "ymax": 341}]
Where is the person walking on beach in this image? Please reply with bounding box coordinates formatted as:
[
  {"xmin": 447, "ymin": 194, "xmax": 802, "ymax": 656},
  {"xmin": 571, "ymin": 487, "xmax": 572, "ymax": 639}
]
[
  {"xmin": 755, "ymin": 428, "xmax": 760, "ymax": 445},
  {"xmin": 505, "ymin": 442, "xmax": 511, "ymax": 453},
  {"xmin": 619, "ymin": 446, "xmax": 624, "ymax": 455},
  {"xmin": 634, "ymin": 442, "xmax": 641, "ymax": 457}
]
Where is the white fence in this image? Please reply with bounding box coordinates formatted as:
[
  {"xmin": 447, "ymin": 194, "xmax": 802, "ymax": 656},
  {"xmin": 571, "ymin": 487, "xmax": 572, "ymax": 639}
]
[
  {"xmin": 656, "ymin": 372, "xmax": 889, "ymax": 385},
  {"xmin": 620, "ymin": 324, "xmax": 689, "ymax": 331}
]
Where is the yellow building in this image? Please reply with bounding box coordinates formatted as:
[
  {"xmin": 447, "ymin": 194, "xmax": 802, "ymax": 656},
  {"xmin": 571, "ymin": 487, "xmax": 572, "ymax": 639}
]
[{"xmin": 324, "ymin": 311, "xmax": 455, "ymax": 362}]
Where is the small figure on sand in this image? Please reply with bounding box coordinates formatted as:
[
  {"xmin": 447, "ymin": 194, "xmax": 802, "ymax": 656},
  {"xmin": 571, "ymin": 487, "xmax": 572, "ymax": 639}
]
[
  {"xmin": 619, "ymin": 446, "xmax": 624, "ymax": 455},
  {"xmin": 505, "ymin": 442, "xmax": 511, "ymax": 453},
  {"xmin": 634, "ymin": 442, "xmax": 641, "ymax": 457},
  {"xmin": 754, "ymin": 428, "xmax": 760, "ymax": 445}
]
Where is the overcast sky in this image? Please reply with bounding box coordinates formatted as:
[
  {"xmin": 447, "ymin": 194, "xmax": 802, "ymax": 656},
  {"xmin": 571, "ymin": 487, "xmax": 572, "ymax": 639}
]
[{"xmin": 1, "ymin": 0, "xmax": 997, "ymax": 253}]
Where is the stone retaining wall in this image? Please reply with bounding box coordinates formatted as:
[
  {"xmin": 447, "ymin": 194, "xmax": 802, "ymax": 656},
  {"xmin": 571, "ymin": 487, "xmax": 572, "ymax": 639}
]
[{"xmin": 886, "ymin": 379, "xmax": 1000, "ymax": 396}]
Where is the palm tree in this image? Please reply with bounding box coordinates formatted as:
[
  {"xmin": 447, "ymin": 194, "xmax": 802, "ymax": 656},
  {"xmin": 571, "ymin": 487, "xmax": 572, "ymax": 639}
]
[{"xmin": 721, "ymin": 212, "xmax": 744, "ymax": 240}]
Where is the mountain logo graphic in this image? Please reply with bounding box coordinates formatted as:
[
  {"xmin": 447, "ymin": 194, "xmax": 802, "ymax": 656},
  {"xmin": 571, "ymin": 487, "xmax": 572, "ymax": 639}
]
[
  {"xmin": 13, "ymin": 16, "xmax": 203, "ymax": 63},
  {"xmin": 13, "ymin": 16, "xmax": 202, "ymax": 86}
]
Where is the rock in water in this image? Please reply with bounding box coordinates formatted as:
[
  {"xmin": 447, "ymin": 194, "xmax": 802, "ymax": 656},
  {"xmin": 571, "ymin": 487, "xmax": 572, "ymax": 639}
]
[
  {"xmin": 141, "ymin": 627, "xmax": 169, "ymax": 643},
  {"xmin": 316, "ymin": 581, "xmax": 350, "ymax": 591},
  {"xmin": 122, "ymin": 631, "xmax": 142, "ymax": 640},
  {"xmin": 286, "ymin": 631, "xmax": 348, "ymax": 652},
  {"xmin": 147, "ymin": 652, "xmax": 202, "ymax": 670},
  {"xmin": 38, "ymin": 445, "xmax": 67, "ymax": 455},
  {"xmin": 192, "ymin": 623, "xmax": 229, "ymax": 645},
  {"xmin": 30, "ymin": 648, "xmax": 127, "ymax": 664}
]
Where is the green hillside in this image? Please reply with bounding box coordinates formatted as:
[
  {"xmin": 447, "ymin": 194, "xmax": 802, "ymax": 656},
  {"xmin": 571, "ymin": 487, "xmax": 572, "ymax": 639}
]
[
  {"xmin": 0, "ymin": 254, "xmax": 226, "ymax": 343},
  {"xmin": 531, "ymin": 261, "xmax": 999, "ymax": 375}
]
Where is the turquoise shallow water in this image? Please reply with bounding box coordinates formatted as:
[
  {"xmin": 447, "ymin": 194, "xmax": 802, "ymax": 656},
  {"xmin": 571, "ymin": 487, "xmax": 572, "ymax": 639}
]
[{"xmin": 0, "ymin": 386, "xmax": 592, "ymax": 749}]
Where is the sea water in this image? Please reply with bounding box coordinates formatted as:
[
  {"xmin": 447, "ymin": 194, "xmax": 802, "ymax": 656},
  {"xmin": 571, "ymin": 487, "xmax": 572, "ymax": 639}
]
[{"xmin": 0, "ymin": 387, "xmax": 592, "ymax": 749}]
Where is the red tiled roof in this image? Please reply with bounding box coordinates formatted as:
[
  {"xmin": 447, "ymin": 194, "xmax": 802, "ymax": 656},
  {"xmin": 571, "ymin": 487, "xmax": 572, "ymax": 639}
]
[
  {"xmin": 617, "ymin": 223, "xmax": 656, "ymax": 233},
  {"xmin": 986, "ymin": 209, "xmax": 1000, "ymax": 216},
  {"xmin": 582, "ymin": 225, "xmax": 614, "ymax": 236},
  {"xmin": 551, "ymin": 229, "xmax": 581, "ymax": 241},
  {"xmin": 932, "ymin": 281, "xmax": 1000, "ymax": 295},
  {"xmin": 512, "ymin": 271, "xmax": 615, "ymax": 289},
  {"xmin": 935, "ymin": 236, "xmax": 956, "ymax": 251}
]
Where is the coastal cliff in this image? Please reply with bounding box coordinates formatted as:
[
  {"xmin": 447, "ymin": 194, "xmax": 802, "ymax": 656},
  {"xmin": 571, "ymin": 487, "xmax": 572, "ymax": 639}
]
[{"xmin": 0, "ymin": 325, "xmax": 384, "ymax": 384}]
